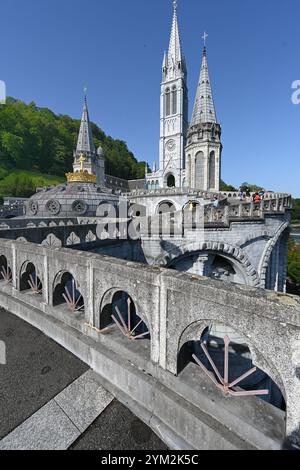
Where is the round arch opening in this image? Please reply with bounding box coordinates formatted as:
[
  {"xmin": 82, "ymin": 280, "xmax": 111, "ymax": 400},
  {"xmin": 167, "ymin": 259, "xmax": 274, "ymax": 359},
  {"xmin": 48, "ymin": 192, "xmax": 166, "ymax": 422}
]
[
  {"xmin": 20, "ymin": 261, "xmax": 42, "ymax": 294},
  {"xmin": 53, "ymin": 272, "xmax": 84, "ymax": 314},
  {"xmin": 166, "ymin": 174, "xmax": 175, "ymax": 188},
  {"xmin": 100, "ymin": 290, "xmax": 150, "ymax": 341},
  {"xmin": 177, "ymin": 323, "xmax": 285, "ymax": 410}
]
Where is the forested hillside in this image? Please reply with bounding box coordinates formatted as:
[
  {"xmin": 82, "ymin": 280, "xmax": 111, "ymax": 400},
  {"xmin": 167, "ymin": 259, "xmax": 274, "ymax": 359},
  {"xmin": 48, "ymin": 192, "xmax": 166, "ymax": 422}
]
[{"xmin": 0, "ymin": 97, "xmax": 146, "ymax": 199}]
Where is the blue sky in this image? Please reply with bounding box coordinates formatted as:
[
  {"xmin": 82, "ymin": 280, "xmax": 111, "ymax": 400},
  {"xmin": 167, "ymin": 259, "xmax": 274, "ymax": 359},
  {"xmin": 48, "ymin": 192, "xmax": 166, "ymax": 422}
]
[{"xmin": 1, "ymin": 0, "xmax": 299, "ymax": 196}]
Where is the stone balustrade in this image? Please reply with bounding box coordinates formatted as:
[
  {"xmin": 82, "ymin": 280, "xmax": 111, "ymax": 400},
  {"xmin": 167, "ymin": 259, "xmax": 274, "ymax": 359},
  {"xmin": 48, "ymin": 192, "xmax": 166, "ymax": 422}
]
[
  {"xmin": 140, "ymin": 195, "xmax": 291, "ymax": 236},
  {"xmin": 124, "ymin": 187, "xmax": 291, "ymax": 202},
  {"xmin": 0, "ymin": 238, "xmax": 299, "ymax": 448}
]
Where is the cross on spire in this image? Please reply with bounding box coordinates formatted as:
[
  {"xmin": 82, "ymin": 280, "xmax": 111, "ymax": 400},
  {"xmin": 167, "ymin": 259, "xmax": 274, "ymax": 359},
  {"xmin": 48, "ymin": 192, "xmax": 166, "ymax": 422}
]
[
  {"xmin": 202, "ymin": 32, "xmax": 208, "ymax": 47},
  {"xmin": 173, "ymin": 0, "xmax": 177, "ymax": 11}
]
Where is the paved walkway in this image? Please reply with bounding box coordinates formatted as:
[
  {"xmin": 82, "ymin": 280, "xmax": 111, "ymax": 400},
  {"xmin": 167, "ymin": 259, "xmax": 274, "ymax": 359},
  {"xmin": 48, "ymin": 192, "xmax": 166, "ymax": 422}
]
[
  {"xmin": 0, "ymin": 370, "xmax": 114, "ymax": 450},
  {"xmin": 0, "ymin": 309, "xmax": 167, "ymax": 450}
]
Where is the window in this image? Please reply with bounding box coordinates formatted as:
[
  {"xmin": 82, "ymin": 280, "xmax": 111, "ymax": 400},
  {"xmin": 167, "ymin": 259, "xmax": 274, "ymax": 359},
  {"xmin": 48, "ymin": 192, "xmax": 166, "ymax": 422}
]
[
  {"xmin": 209, "ymin": 151, "xmax": 216, "ymax": 189},
  {"xmin": 165, "ymin": 88, "xmax": 171, "ymax": 116},
  {"xmin": 172, "ymin": 86, "xmax": 177, "ymax": 114}
]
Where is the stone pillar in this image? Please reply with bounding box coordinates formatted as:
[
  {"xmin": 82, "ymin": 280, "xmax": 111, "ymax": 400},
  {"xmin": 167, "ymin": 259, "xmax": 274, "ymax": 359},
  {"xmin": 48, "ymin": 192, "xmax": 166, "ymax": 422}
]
[
  {"xmin": 43, "ymin": 252, "xmax": 49, "ymax": 305},
  {"xmin": 274, "ymin": 241, "xmax": 280, "ymax": 292},
  {"xmin": 11, "ymin": 244, "xmax": 17, "ymax": 290}
]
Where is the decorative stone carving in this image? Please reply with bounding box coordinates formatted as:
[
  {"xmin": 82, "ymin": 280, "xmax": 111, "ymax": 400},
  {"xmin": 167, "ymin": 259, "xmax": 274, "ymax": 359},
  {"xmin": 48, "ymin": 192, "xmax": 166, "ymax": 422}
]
[
  {"xmin": 29, "ymin": 200, "xmax": 38, "ymax": 215},
  {"xmin": 85, "ymin": 230, "xmax": 96, "ymax": 242},
  {"xmin": 66, "ymin": 232, "xmax": 80, "ymax": 246},
  {"xmin": 41, "ymin": 233, "xmax": 62, "ymax": 248},
  {"xmin": 72, "ymin": 200, "xmax": 87, "ymax": 215},
  {"xmin": 46, "ymin": 199, "xmax": 61, "ymax": 215}
]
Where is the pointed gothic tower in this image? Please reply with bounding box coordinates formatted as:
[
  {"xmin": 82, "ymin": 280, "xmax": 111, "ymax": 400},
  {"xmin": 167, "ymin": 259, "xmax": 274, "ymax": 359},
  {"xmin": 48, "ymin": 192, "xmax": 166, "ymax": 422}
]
[
  {"xmin": 146, "ymin": 0, "xmax": 188, "ymax": 189},
  {"xmin": 67, "ymin": 93, "xmax": 105, "ymax": 186},
  {"xmin": 186, "ymin": 43, "xmax": 222, "ymax": 191}
]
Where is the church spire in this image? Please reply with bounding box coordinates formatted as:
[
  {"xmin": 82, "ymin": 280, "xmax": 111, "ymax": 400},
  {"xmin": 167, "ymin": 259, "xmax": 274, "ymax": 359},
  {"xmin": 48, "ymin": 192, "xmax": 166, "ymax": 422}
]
[
  {"xmin": 190, "ymin": 37, "xmax": 217, "ymax": 126},
  {"xmin": 76, "ymin": 91, "xmax": 95, "ymax": 155},
  {"xmin": 167, "ymin": 0, "xmax": 183, "ymax": 67}
]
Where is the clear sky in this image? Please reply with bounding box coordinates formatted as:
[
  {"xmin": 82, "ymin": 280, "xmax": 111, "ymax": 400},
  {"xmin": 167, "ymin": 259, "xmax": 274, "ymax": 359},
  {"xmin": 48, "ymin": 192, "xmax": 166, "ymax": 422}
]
[{"xmin": 1, "ymin": 0, "xmax": 299, "ymax": 196}]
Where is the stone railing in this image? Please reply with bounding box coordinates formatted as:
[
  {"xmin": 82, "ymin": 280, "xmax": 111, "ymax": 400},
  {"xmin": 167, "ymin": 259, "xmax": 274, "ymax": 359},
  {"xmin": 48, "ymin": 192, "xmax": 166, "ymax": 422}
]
[
  {"xmin": 221, "ymin": 191, "xmax": 291, "ymax": 200},
  {"xmin": 141, "ymin": 196, "xmax": 291, "ymax": 236},
  {"xmin": 123, "ymin": 187, "xmax": 226, "ymax": 200},
  {"xmin": 124, "ymin": 188, "xmax": 291, "ymax": 202},
  {"xmin": 0, "ymin": 238, "xmax": 299, "ymax": 448}
]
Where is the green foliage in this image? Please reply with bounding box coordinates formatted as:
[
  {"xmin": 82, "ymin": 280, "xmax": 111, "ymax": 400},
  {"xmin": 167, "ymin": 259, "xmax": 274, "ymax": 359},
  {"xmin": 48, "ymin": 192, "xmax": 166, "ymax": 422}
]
[
  {"xmin": 288, "ymin": 238, "xmax": 300, "ymax": 285},
  {"xmin": 239, "ymin": 182, "xmax": 264, "ymax": 193},
  {"xmin": 0, "ymin": 169, "xmax": 65, "ymax": 199},
  {"xmin": 220, "ymin": 180, "xmax": 237, "ymax": 191},
  {"xmin": 291, "ymin": 199, "xmax": 300, "ymax": 223},
  {"xmin": 0, "ymin": 97, "xmax": 145, "ymax": 182}
]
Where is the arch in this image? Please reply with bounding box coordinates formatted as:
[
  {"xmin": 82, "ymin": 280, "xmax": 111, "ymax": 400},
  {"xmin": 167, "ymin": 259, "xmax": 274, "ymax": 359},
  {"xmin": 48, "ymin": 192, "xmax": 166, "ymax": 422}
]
[
  {"xmin": 0, "ymin": 255, "xmax": 11, "ymax": 283},
  {"xmin": 166, "ymin": 174, "xmax": 175, "ymax": 188},
  {"xmin": 20, "ymin": 261, "xmax": 42, "ymax": 294},
  {"xmin": 153, "ymin": 241, "xmax": 260, "ymax": 287},
  {"xmin": 156, "ymin": 200, "xmax": 177, "ymax": 215},
  {"xmin": 209, "ymin": 151, "xmax": 216, "ymax": 189},
  {"xmin": 99, "ymin": 288, "xmax": 150, "ymax": 340},
  {"xmin": 182, "ymin": 200, "xmax": 200, "ymax": 211},
  {"xmin": 177, "ymin": 322, "xmax": 285, "ymax": 409},
  {"xmin": 52, "ymin": 271, "xmax": 84, "ymax": 313},
  {"xmin": 195, "ymin": 151, "xmax": 205, "ymax": 189},
  {"xmin": 258, "ymin": 222, "xmax": 289, "ymax": 287}
]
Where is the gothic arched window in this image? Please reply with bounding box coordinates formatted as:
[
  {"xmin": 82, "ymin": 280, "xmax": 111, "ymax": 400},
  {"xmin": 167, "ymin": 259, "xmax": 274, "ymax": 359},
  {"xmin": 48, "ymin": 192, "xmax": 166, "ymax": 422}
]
[
  {"xmin": 195, "ymin": 151, "xmax": 205, "ymax": 189},
  {"xmin": 172, "ymin": 86, "xmax": 177, "ymax": 114},
  {"xmin": 165, "ymin": 88, "xmax": 171, "ymax": 116},
  {"xmin": 209, "ymin": 151, "xmax": 216, "ymax": 189}
]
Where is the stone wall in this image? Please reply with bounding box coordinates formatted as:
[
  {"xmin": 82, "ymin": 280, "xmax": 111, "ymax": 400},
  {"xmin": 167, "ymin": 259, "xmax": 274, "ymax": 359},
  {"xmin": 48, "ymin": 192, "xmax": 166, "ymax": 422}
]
[{"xmin": 0, "ymin": 238, "xmax": 299, "ymax": 448}]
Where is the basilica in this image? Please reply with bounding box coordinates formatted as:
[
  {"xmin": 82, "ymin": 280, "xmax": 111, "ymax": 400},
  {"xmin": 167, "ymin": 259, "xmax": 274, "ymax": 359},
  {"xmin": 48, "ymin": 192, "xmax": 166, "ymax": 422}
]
[
  {"xmin": 22, "ymin": 0, "xmax": 291, "ymax": 293},
  {"xmin": 146, "ymin": 1, "xmax": 221, "ymax": 192},
  {"xmin": 0, "ymin": 1, "xmax": 298, "ymax": 451}
]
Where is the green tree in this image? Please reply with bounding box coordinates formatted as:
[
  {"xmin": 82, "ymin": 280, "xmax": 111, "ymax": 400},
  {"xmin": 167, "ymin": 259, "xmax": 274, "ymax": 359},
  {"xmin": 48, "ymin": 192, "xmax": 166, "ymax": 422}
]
[
  {"xmin": 0, "ymin": 97, "xmax": 144, "ymax": 180},
  {"xmin": 291, "ymin": 199, "xmax": 300, "ymax": 223},
  {"xmin": 0, "ymin": 131, "xmax": 24, "ymax": 167},
  {"xmin": 220, "ymin": 180, "xmax": 237, "ymax": 191},
  {"xmin": 288, "ymin": 238, "xmax": 300, "ymax": 285},
  {"xmin": 0, "ymin": 173, "xmax": 36, "ymax": 198}
]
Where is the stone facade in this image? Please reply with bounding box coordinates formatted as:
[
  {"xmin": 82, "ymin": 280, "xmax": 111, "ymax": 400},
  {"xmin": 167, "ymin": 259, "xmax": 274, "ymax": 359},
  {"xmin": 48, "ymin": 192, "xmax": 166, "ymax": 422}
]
[{"xmin": 0, "ymin": 1, "xmax": 296, "ymax": 451}]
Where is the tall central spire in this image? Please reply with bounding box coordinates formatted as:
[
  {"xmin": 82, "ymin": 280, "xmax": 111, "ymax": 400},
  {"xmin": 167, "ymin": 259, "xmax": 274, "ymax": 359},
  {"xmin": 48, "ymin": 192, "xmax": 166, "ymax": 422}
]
[
  {"xmin": 191, "ymin": 44, "xmax": 217, "ymax": 126},
  {"xmin": 167, "ymin": 0, "xmax": 183, "ymax": 66},
  {"xmin": 76, "ymin": 93, "xmax": 95, "ymax": 155}
]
